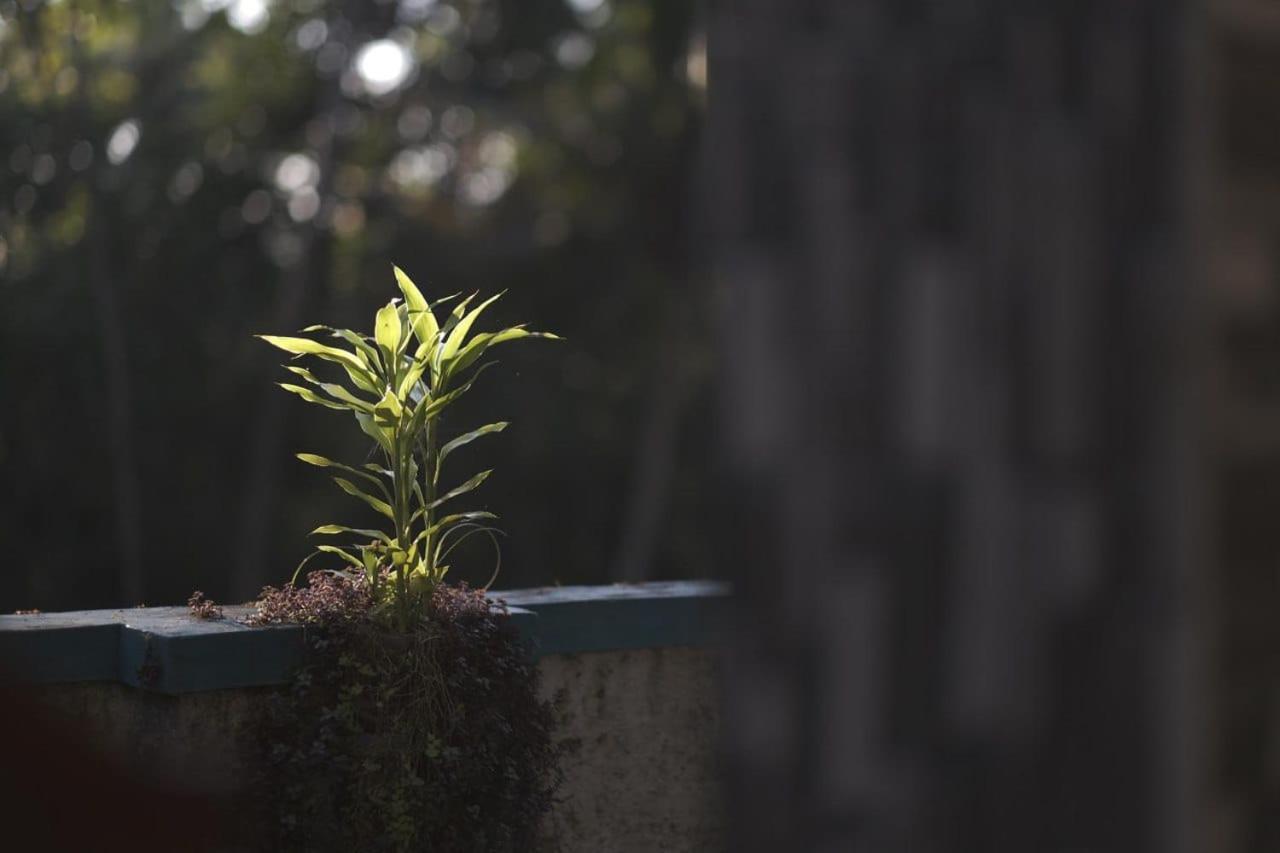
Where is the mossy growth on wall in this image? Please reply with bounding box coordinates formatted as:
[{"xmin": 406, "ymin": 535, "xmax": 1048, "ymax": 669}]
[{"xmin": 244, "ymin": 573, "xmax": 561, "ymax": 852}]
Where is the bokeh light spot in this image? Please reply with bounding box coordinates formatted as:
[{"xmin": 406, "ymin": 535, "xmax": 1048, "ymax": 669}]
[
  {"xmin": 353, "ymin": 39, "xmax": 414, "ymax": 96},
  {"xmin": 106, "ymin": 120, "xmax": 141, "ymax": 165}
]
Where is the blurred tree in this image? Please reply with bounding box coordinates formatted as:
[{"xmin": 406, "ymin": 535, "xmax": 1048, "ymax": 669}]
[{"xmin": 0, "ymin": 0, "xmax": 709, "ymax": 609}]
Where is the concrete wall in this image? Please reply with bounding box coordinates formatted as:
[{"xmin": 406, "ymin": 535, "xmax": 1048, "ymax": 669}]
[
  {"xmin": 541, "ymin": 648, "xmax": 723, "ymax": 853},
  {"xmin": 1, "ymin": 583, "xmax": 727, "ymax": 851},
  {"xmin": 23, "ymin": 647, "xmax": 722, "ymax": 852}
]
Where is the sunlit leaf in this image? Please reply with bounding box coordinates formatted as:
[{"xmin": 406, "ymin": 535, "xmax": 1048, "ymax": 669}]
[
  {"xmin": 285, "ymin": 367, "xmax": 376, "ymax": 412},
  {"xmin": 278, "ymin": 383, "xmax": 348, "ymax": 411},
  {"xmin": 303, "ymin": 324, "xmax": 385, "ymax": 383},
  {"xmin": 311, "ymin": 524, "xmax": 393, "ymax": 545},
  {"xmin": 439, "ymin": 422, "xmax": 508, "ymax": 466},
  {"xmin": 316, "ymin": 544, "xmax": 365, "ymax": 569},
  {"xmin": 355, "ymin": 411, "xmax": 393, "ymax": 454},
  {"xmin": 296, "ymin": 453, "xmax": 390, "ymax": 496},
  {"xmin": 424, "ymin": 361, "xmax": 497, "ymax": 418},
  {"xmin": 333, "ymin": 476, "xmax": 396, "ymax": 520},
  {"xmin": 441, "ymin": 292, "xmax": 503, "ymax": 363},
  {"xmin": 373, "ymin": 387, "xmax": 405, "ymax": 428},
  {"xmin": 374, "ymin": 301, "xmax": 402, "ymax": 367},
  {"xmin": 258, "ymin": 335, "xmax": 368, "ymax": 375},
  {"xmin": 427, "ymin": 469, "xmax": 492, "ymax": 510},
  {"xmin": 394, "ymin": 265, "xmax": 440, "ymax": 356}
]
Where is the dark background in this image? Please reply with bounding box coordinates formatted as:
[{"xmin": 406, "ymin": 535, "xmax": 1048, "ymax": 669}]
[
  {"xmin": 11, "ymin": 1, "xmax": 1280, "ymax": 850},
  {"xmin": 0, "ymin": 0, "xmax": 710, "ymax": 611}
]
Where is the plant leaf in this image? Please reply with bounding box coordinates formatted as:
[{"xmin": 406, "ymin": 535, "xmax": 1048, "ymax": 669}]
[
  {"xmin": 441, "ymin": 292, "xmax": 503, "ymax": 363},
  {"xmin": 447, "ymin": 326, "xmax": 560, "ymax": 381},
  {"xmin": 434, "ymin": 523, "xmax": 505, "ymax": 568},
  {"xmin": 428, "ymin": 511, "xmax": 499, "ymax": 536},
  {"xmin": 427, "ymin": 469, "xmax": 492, "ymax": 510},
  {"xmin": 439, "ymin": 422, "xmax": 508, "ymax": 466},
  {"xmin": 296, "ymin": 453, "xmax": 390, "ymax": 496},
  {"xmin": 311, "ymin": 524, "xmax": 393, "ymax": 545},
  {"xmin": 373, "ymin": 387, "xmax": 405, "ymax": 428},
  {"xmin": 397, "ymin": 354, "xmax": 429, "ymax": 400},
  {"xmin": 316, "ymin": 544, "xmax": 365, "ymax": 569},
  {"xmin": 333, "ymin": 477, "xmax": 396, "ymax": 520},
  {"xmin": 284, "ymin": 367, "xmax": 376, "ymax": 412},
  {"xmin": 394, "ymin": 266, "xmax": 441, "ymax": 355},
  {"xmin": 258, "ymin": 335, "xmax": 368, "ymax": 375},
  {"xmin": 355, "ymin": 411, "xmax": 393, "ymax": 453},
  {"xmin": 302, "ymin": 325, "xmax": 385, "ymax": 380},
  {"xmin": 374, "ymin": 301, "xmax": 402, "ymax": 382},
  {"xmin": 278, "ymin": 383, "xmax": 348, "ymax": 411},
  {"xmin": 424, "ymin": 361, "xmax": 497, "ymax": 418}
]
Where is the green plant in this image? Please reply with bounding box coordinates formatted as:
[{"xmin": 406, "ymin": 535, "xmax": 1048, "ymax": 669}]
[{"xmin": 259, "ymin": 266, "xmax": 558, "ymax": 628}]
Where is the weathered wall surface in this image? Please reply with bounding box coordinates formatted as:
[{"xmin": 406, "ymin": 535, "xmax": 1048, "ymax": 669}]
[
  {"xmin": 22, "ymin": 646, "xmax": 723, "ymax": 852},
  {"xmin": 539, "ymin": 648, "xmax": 723, "ymax": 853}
]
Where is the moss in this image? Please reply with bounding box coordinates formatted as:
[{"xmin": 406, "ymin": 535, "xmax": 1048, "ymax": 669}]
[{"xmin": 247, "ymin": 573, "xmax": 562, "ymax": 852}]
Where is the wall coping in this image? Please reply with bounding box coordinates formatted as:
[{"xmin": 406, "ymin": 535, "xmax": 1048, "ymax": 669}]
[{"xmin": 0, "ymin": 581, "xmax": 729, "ymax": 694}]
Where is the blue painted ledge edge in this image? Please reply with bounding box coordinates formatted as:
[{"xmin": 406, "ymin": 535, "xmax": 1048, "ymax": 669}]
[{"xmin": 0, "ymin": 581, "xmax": 729, "ymax": 695}]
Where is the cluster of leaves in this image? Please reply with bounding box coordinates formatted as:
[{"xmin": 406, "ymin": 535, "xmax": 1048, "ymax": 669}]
[
  {"xmin": 260, "ymin": 265, "xmax": 557, "ymax": 628},
  {"xmin": 248, "ymin": 570, "xmax": 376, "ymax": 629},
  {"xmin": 250, "ymin": 574, "xmax": 561, "ymax": 853},
  {"xmin": 186, "ymin": 590, "xmax": 224, "ymax": 620}
]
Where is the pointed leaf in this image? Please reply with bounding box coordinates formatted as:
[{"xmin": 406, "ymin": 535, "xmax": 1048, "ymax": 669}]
[
  {"xmin": 334, "ymin": 477, "xmax": 395, "ymax": 520},
  {"xmin": 397, "ymin": 355, "xmax": 429, "ymax": 400},
  {"xmin": 441, "ymin": 292, "xmax": 503, "ymax": 362},
  {"xmin": 373, "ymin": 302, "xmax": 402, "ymax": 385},
  {"xmin": 394, "ymin": 266, "xmax": 441, "ymax": 353},
  {"xmin": 296, "ymin": 453, "xmax": 390, "ymax": 496},
  {"xmin": 428, "ymin": 511, "xmax": 499, "ymax": 536},
  {"xmin": 302, "ymin": 325, "xmax": 385, "ymax": 378},
  {"xmin": 258, "ymin": 335, "xmax": 368, "ymax": 375},
  {"xmin": 285, "ymin": 367, "xmax": 376, "ymax": 412},
  {"xmin": 428, "ymin": 469, "xmax": 492, "ymax": 510},
  {"xmin": 355, "ymin": 411, "xmax": 392, "ymax": 453},
  {"xmin": 373, "ymin": 388, "xmax": 404, "ymax": 428},
  {"xmin": 424, "ymin": 361, "xmax": 497, "ymax": 418},
  {"xmin": 439, "ymin": 422, "xmax": 508, "ymax": 466},
  {"xmin": 311, "ymin": 524, "xmax": 393, "ymax": 545},
  {"xmin": 316, "ymin": 545, "xmax": 364, "ymax": 569},
  {"xmin": 278, "ymin": 383, "xmax": 349, "ymax": 411}
]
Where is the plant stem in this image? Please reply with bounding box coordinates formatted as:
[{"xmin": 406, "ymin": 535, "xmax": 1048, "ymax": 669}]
[
  {"xmin": 422, "ymin": 415, "xmax": 438, "ymax": 586},
  {"xmin": 393, "ymin": 431, "xmax": 409, "ymax": 628}
]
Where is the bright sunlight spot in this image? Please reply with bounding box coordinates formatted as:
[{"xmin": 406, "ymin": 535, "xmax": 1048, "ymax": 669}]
[
  {"xmin": 106, "ymin": 120, "xmax": 141, "ymax": 165},
  {"xmin": 353, "ymin": 39, "xmax": 414, "ymax": 97}
]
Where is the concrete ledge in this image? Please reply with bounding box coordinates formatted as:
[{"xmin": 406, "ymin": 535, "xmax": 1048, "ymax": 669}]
[
  {"xmin": 499, "ymin": 581, "xmax": 730, "ymax": 655},
  {"xmin": 0, "ymin": 581, "xmax": 728, "ymax": 694}
]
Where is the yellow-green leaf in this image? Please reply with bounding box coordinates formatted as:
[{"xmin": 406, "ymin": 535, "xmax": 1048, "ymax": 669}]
[
  {"xmin": 427, "ymin": 469, "xmax": 492, "ymax": 510},
  {"xmin": 355, "ymin": 411, "xmax": 392, "ymax": 453},
  {"xmin": 394, "ymin": 265, "xmax": 440, "ymax": 354},
  {"xmin": 284, "ymin": 367, "xmax": 375, "ymax": 412},
  {"xmin": 278, "ymin": 383, "xmax": 348, "ymax": 411},
  {"xmin": 311, "ymin": 524, "xmax": 393, "ymax": 545},
  {"xmin": 374, "ymin": 301, "xmax": 401, "ymax": 357},
  {"xmin": 441, "ymin": 292, "xmax": 503, "ymax": 363},
  {"xmin": 373, "ymin": 388, "xmax": 404, "ymax": 428},
  {"xmin": 316, "ymin": 544, "xmax": 364, "ymax": 569},
  {"xmin": 333, "ymin": 477, "xmax": 395, "ymax": 520},
  {"xmin": 296, "ymin": 453, "xmax": 390, "ymax": 495},
  {"xmin": 439, "ymin": 422, "xmax": 508, "ymax": 466},
  {"xmin": 258, "ymin": 335, "xmax": 368, "ymax": 375}
]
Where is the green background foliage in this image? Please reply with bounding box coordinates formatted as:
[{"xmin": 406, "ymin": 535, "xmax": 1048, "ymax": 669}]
[{"xmin": 0, "ymin": 0, "xmax": 711, "ymax": 610}]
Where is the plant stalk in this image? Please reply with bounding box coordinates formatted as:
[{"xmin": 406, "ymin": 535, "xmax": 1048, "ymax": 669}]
[{"xmin": 422, "ymin": 414, "xmax": 438, "ymax": 587}]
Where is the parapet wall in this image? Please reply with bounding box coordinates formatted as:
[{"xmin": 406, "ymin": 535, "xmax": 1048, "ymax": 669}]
[{"xmin": 0, "ymin": 582, "xmax": 728, "ymax": 852}]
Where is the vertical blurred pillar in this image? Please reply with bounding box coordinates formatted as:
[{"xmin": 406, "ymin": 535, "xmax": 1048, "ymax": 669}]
[{"xmin": 706, "ymin": 1, "xmax": 1205, "ymax": 851}]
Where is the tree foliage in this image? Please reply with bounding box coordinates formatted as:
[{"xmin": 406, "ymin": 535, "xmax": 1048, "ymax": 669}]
[{"xmin": 0, "ymin": 0, "xmax": 708, "ymax": 610}]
